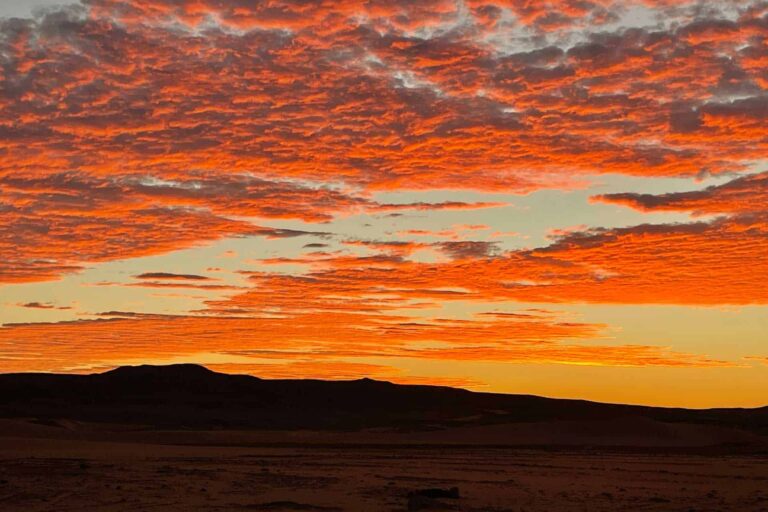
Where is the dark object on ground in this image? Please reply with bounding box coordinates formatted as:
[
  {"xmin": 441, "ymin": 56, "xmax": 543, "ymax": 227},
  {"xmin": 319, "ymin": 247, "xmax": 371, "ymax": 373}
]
[
  {"xmin": 408, "ymin": 494, "xmax": 458, "ymax": 511},
  {"xmin": 409, "ymin": 487, "xmax": 460, "ymax": 499},
  {"xmin": 407, "ymin": 487, "xmax": 461, "ymax": 511}
]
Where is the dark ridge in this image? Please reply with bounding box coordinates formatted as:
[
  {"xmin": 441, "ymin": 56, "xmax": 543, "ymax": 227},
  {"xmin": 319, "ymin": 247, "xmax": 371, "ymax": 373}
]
[
  {"xmin": 102, "ymin": 363, "xmax": 220, "ymax": 380},
  {"xmin": 103, "ymin": 363, "xmax": 214, "ymax": 374},
  {"xmin": 1, "ymin": 364, "xmax": 767, "ymax": 435}
]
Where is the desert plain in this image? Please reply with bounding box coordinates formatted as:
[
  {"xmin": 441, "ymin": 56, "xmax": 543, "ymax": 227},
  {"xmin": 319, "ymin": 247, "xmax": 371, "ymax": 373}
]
[{"xmin": 1, "ymin": 419, "xmax": 767, "ymax": 512}]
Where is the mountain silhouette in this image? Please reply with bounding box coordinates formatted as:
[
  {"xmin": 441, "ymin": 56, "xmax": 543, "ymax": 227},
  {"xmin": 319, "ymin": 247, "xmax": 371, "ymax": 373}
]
[{"xmin": 1, "ymin": 364, "xmax": 767, "ymax": 438}]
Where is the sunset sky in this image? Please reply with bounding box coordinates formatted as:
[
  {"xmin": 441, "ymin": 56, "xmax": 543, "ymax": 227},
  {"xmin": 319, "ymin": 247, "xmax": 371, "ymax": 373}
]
[{"xmin": 1, "ymin": 0, "xmax": 766, "ymax": 407}]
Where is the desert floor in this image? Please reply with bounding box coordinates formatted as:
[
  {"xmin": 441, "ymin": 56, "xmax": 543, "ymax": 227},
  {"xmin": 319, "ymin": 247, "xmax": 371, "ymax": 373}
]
[{"xmin": 1, "ymin": 432, "xmax": 768, "ymax": 512}]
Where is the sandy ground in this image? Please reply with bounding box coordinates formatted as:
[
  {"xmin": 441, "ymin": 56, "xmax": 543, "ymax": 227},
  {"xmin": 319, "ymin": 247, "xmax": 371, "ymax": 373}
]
[{"xmin": 1, "ymin": 433, "xmax": 768, "ymax": 511}]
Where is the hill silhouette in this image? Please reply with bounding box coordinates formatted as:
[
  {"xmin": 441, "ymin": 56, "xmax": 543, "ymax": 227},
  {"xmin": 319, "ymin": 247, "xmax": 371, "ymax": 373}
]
[{"xmin": 1, "ymin": 364, "xmax": 767, "ymax": 442}]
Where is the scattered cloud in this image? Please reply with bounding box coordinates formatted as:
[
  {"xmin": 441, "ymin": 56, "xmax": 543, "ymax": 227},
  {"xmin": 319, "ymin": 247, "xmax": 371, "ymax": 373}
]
[
  {"xmin": 593, "ymin": 171, "xmax": 768, "ymax": 216},
  {"xmin": 134, "ymin": 272, "xmax": 212, "ymax": 281},
  {"xmin": 17, "ymin": 301, "xmax": 72, "ymax": 310}
]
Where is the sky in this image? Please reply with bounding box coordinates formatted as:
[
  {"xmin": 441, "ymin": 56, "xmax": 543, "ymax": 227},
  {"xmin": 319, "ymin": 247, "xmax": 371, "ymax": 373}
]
[{"xmin": 0, "ymin": 0, "xmax": 766, "ymax": 408}]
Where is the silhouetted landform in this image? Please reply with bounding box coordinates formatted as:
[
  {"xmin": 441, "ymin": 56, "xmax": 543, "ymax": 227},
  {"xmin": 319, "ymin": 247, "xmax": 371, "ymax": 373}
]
[{"xmin": 1, "ymin": 364, "xmax": 767, "ymax": 447}]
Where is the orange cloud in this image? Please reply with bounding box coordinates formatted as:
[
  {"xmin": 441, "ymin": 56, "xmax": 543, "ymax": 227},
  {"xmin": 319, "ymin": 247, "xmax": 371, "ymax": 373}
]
[
  {"xmin": 1, "ymin": 1, "xmax": 766, "ymax": 384},
  {"xmin": 593, "ymin": 171, "xmax": 768, "ymax": 215},
  {"xmin": 2, "ymin": 1, "xmax": 767, "ymax": 284},
  {"xmin": 3, "ymin": 3, "xmax": 766, "ymax": 193},
  {"xmin": 745, "ymin": 356, "xmax": 768, "ymax": 366},
  {"xmin": 217, "ymin": 213, "xmax": 767, "ymax": 308},
  {"xmin": 0, "ymin": 310, "xmax": 731, "ymax": 375},
  {"xmin": 0, "ymin": 199, "xmax": 258, "ymax": 283}
]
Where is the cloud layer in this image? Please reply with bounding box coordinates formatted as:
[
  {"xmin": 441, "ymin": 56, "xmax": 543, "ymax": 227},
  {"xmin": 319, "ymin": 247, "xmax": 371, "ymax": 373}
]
[
  {"xmin": 1, "ymin": 0, "xmax": 766, "ymax": 385},
  {"xmin": 2, "ymin": 0, "xmax": 767, "ymax": 283},
  {"xmin": 0, "ymin": 309, "xmax": 731, "ymax": 376}
]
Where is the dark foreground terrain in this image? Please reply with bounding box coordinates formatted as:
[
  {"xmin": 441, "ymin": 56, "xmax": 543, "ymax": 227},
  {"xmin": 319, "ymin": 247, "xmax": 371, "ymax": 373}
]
[
  {"xmin": 1, "ymin": 433, "xmax": 767, "ymax": 511},
  {"xmin": 1, "ymin": 365, "xmax": 767, "ymax": 510}
]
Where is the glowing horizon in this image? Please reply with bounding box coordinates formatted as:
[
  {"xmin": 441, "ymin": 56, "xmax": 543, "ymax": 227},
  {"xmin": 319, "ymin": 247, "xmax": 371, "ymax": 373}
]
[{"xmin": 1, "ymin": 0, "xmax": 766, "ymax": 408}]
